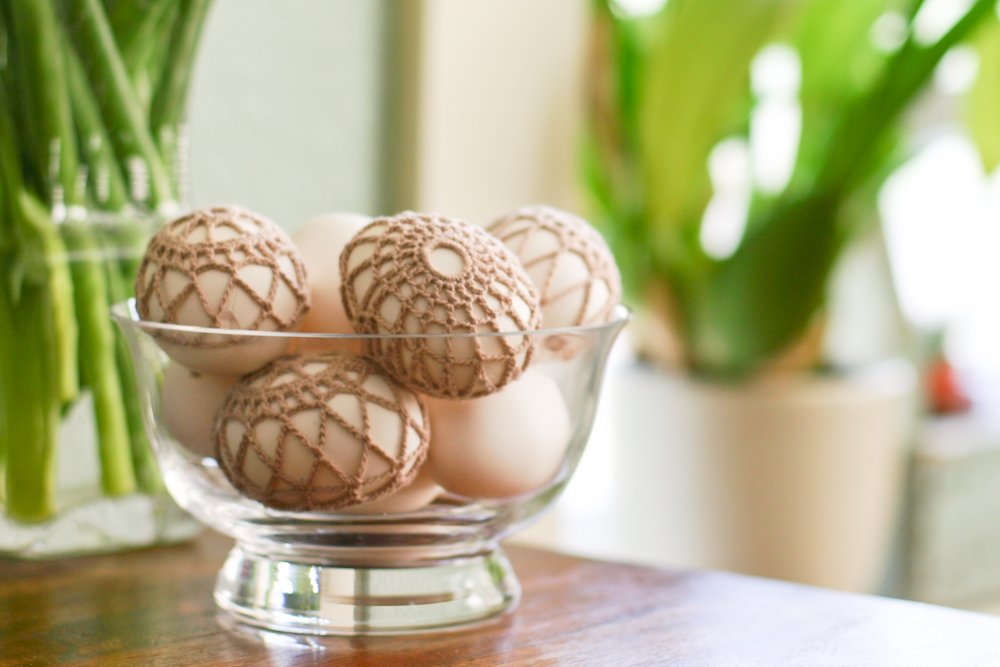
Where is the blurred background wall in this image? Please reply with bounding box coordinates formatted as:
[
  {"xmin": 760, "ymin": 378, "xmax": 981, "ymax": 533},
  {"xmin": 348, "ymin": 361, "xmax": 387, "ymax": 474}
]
[
  {"xmin": 187, "ymin": 0, "xmax": 386, "ymax": 226},
  {"xmin": 187, "ymin": 0, "xmax": 589, "ymax": 230},
  {"xmin": 405, "ymin": 0, "xmax": 588, "ymax": 224}
]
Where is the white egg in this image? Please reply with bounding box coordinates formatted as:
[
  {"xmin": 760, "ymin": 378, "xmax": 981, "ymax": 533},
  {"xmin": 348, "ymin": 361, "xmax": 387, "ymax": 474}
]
[
  {"xmin": 488, "ymin": 206, "xmax": 621, "ymax": 328},
  {"xmin": 293, "ymin": 212, "xmax": 371, "ymax": 336},
  {"xmin": 426, "ymin": 368, "xmax": 571, "ymax": 499},
  {"xmin": 135, "ymin": 205, "xmax": 310, "ymax": 376},
  {"xmin": 338, "ymin": 467, "xmax": 441, "ymax": 515},
  {"xmin": 161, "ymin": 363, "xmax": 239, "ymax": 459}
]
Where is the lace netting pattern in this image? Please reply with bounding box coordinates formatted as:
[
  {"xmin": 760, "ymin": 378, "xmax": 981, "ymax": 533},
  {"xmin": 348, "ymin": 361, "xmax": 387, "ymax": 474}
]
[
  {"xmin": 340, "ymin": 212, "xmax": 541, "ymax": 399},
  {"xmin": 135, "ymin": 206, "xmax": 310, "ymax": 347},
  {"xmin": 216, "ymin": 353, "xmax": 429, "ymax": 511},
  {"xmin": 488, "ymin": 206, "xmax": 621, "ymax": 327}
]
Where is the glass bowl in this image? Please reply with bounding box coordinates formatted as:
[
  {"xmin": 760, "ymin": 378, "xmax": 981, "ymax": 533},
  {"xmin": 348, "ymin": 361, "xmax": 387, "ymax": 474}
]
[{"xmin": 112, "ymin": 299, "xmax": 627, "ymax": 636}]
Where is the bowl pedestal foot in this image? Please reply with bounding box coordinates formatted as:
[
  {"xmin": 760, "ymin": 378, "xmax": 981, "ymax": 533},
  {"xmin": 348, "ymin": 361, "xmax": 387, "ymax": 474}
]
[{"xmin": 214, "ymin": 543, "xmax": 521, "ymax": 636}]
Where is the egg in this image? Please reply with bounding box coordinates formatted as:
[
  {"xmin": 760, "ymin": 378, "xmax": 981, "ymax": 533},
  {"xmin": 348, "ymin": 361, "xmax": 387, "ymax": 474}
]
[
  {"xmin": 135, "ymin": 205, "xmax": 311, "ymax": 375},
  {"xmin": 161, "ymin": 363, "xmax": 238, "ymax": 459},
  {"xmin": 293, "ymin": 212, "xmax": 371, "ymax": 336},
  {"xmin": 337, "ymin": 467, "xmax": 441, "ymax": 515},
  {"xmin": 426, "ymin": 368, "xmax": 571, "ymax": 499},
  {"xmin": 488, "ymin": 206, "xmax": 621, "ymax": 328},
  {"xmin": 340, "ymin": 212, "xmax": 540, "ymax": 399},
  {"xmin": 216, "ymin": 352, "xmax": 430, "ymax": 512}
]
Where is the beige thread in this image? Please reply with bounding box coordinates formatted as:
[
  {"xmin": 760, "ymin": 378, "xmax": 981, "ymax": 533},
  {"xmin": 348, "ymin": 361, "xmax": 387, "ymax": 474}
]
[
  {"xmin": 135, "ymin": 206, "xmax": 310, "ymax": 347},
  {"xmin": 488, "ymin": 206, "xmax": 621, "ymax": 327},
  {"xmin": 216, "ymin": 353, "xmax": 430, "ymax": 511},
  {"xmin": 340, "ymin": 212, "xmax": 540, "ymax": 399}
]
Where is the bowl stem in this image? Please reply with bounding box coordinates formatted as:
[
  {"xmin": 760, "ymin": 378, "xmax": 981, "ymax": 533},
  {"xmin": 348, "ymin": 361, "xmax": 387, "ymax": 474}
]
[{"xmin": 214, "ymin": 542, "xmax": 521, "ymax": 636}]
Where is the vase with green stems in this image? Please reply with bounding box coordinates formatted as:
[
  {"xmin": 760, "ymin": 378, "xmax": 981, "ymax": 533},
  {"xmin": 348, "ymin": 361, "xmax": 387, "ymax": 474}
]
[{"xmin": 0, "ymin": 0, "xmax": 214, "ymax": 557}]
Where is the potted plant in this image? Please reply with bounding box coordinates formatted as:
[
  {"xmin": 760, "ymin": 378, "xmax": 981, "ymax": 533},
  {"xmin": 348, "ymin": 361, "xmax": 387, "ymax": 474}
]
[{"xmin": 584, "ymin": 0, "xmax": 1000, "ymax": 590}]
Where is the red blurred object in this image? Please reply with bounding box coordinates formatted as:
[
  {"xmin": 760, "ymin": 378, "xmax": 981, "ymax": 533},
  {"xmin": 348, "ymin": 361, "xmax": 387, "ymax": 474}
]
[{"xmin": 927, "ymin": 356, "xmax": 972, "ymax": 415}]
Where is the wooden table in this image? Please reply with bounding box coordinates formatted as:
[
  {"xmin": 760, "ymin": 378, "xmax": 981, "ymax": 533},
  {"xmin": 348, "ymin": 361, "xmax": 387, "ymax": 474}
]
[{"xmin": 3, "ymin": 532, "xmax": 1000, "ymax": 666}]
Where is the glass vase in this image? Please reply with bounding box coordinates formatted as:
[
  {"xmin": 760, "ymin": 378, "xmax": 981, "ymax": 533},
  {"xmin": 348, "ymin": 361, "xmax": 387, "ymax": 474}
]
[
  {"xmin": 0, "ymin": 0, "xmax": 212, "ymax": 557},
  {"xmin": 0, "ymin": 211, "xmax": 201, "ymax": 558}
]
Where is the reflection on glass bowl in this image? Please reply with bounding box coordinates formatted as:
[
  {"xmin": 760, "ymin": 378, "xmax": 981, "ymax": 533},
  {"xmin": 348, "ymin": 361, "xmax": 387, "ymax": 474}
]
[{"xmin": 113, "ymin": 299, "xmax": 628, "ymax": 636}]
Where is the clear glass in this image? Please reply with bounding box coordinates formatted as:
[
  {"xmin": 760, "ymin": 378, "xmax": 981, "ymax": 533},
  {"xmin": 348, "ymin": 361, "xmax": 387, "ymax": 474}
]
[
  {"xmin": 113, "ymin": 299, "xmax": 628, "ymax": 635},
  {"xmin": 0, "ymin": 213, "xmax": 201, "ymax": 557},
  {"xmin": 0, "ymin": 0, "xmax": 209, "ymax": 557}
]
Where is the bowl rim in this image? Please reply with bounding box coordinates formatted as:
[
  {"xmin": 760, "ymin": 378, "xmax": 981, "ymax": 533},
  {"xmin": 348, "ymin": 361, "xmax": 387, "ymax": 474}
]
[{"xmin": 111, "ymin": 299, "xmax": 631, "ymax": 340}]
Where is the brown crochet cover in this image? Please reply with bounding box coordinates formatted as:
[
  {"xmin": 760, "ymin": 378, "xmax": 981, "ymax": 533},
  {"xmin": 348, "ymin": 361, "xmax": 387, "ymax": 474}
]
[
  {"xmin": 135, "ymin": 206, "xmax": 310, "ymax": 347},
  {"xmin": 488, "ymin": 206, "xmax": 621, "ymax": 326},
  {"xmin": 340, "ymin": 212, "xmax": 541, "ymax": 399},
  {"xmin": 216, "ymin": 353, "xmax": 430, "ymax": 512}
]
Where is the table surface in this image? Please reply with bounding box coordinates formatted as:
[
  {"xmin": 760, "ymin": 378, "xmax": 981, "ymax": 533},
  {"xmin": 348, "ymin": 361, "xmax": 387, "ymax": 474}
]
[{"xmin": 4, "ymin": 532, "xmax": 1000, "ymax": 666}]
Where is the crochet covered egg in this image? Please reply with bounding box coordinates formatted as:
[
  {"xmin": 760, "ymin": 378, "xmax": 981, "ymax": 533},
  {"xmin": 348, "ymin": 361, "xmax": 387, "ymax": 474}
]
[
  {"xmin": 135, "ymin": 205, "xmax": 310, "ymax": 375},
  {"xmin": 215, "ymin": 353, "xmax": 429, "ymax": 512},
  {"xmin": 340, "ymin": 212, "xmax": 540, "ymax": 399},
  {"xmin": 488, "ymin": 206, "xmax": 620, "ymax": 328}
]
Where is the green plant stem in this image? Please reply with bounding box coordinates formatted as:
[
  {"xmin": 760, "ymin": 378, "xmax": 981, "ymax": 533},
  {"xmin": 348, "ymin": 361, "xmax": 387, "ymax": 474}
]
[
  {"xmin": 2, "ymin": 0, "xmax": 83, "ymax": 404},
  {"xmin": 65, "ymin": 18, "xmax": 170, "ymax": 494},
  {"xmin": 18, "ymin": 195, "xmax": 80, "ymax": 405},
  {"xmin": 111, "ymin": 0, "xmax": 178, "ymax": 110},
  {"xmin": 3, "ymin": 284, "xmax": 61, "ymax": 522},
  {"xmin": 62, "ymin": 219, "xmax": 137, "ymax": 497},
  {"xmin": 0, "ymin": 191, "xmax": 7, "ymax": 511},
  {"xmin": 0, "ymin": 88, "xmax": 79, "ymax": 406},
  {"xmin": 150, "ymin": 0, "xmax": 212, "ymax": 164},
  {"xmin": 2, "ymin": 0, "xmax": 80, "ymax": 206},
  {"xmin": 100, "ymin": 231, "xmax": 161, "ymax": 493},
  {"xmin": 1, "ymin": 2, "xmax": 80, "ymax": 408},
  {"xmin": 111, "ymin": 217, "xmax": 150, "ymax": 282},
  {"xmin": 0, "ymin": 292, "xmax": 10, "ymax": 504},
  {"xmin": 63, "ymin": 0, "xmax": 177, "ymax": 208},
  {"xmin": 0, "ymin": 196, "xmax": 10, "ymax": 503},
  {"xmin": 64, "ymin": 46, "xmax": 129, "ymax": 211},
  {"xmin": 1, "ymin": 0, "xmax": 210, "ymax": 520},
  {"xmin": 116, "ymin": 326, "xmax": 161, "ymax": 493},
  {"xmin": 108, "ymin": 0, "xmax": 173, "ymax": 70},
  {"xmin": 150, "ymin": 0, "xmax": 213, "ymax": 131}
]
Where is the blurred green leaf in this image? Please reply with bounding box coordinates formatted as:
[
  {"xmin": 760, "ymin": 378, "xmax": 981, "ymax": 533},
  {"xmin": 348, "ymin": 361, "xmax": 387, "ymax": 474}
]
[
  {"xmin": 693, "ymin": 190, "xmax": 842, "ymax": 375},
  {"xmin": 790, "ymin": 0, "xmax": 899, "ymax": 189},
  {"xmin": 967, "ymin": 17, "xmax": 1000, "ymax": 173},
  {"xmin": 585, "ymin": 4, "xmax": 658, "ymax": 299},
  {"xmin": 817, "ymin": 0, "xmax": 996, "ymax": 193},
  {"xmin": 638, "ymin": 0, "xmax": 790, "ymax": 267},
  {"xmin": 587, "ymin": 0, "xmax": 995, "ymax": 377}
]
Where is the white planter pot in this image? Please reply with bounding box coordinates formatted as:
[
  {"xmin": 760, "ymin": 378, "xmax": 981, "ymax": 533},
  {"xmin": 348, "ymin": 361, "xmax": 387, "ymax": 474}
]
[{"xmin": 673, "ymin": 361, "xmax": 916, "ymax": 592}]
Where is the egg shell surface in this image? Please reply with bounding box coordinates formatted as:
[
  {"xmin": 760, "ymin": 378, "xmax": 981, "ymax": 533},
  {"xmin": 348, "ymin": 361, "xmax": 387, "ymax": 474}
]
[
  {"xmin": 337, "ymin": 467, "xmax": 441, "ymax": 515},
  {"xmin": 135, "ymin": 205, "xmax": 310, "ymax": 375},
  {"xmin": 340, "ymin": 212, "xmax": 540, "ymax": 399},
  {"xmin": 158, "ymin": 337, "xmax": 292, "ymax": 377},
  {"xmin": 488, "ymin": 206, "xmax": 621, "ymax": 328},
  {"xmin": 293, "ymin": 212, "xmax": 371, "ymax": 336},
  {"xmin": 161, "ymin": 363, "xmax": 239, "ymax": 459},
  {"xmin": 426, "ymin": 368, "xmax": 571, "ymax": 499},
  {"xmin": 216, "ymin": 353, "xmax": 430, "ymax": 511}
]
